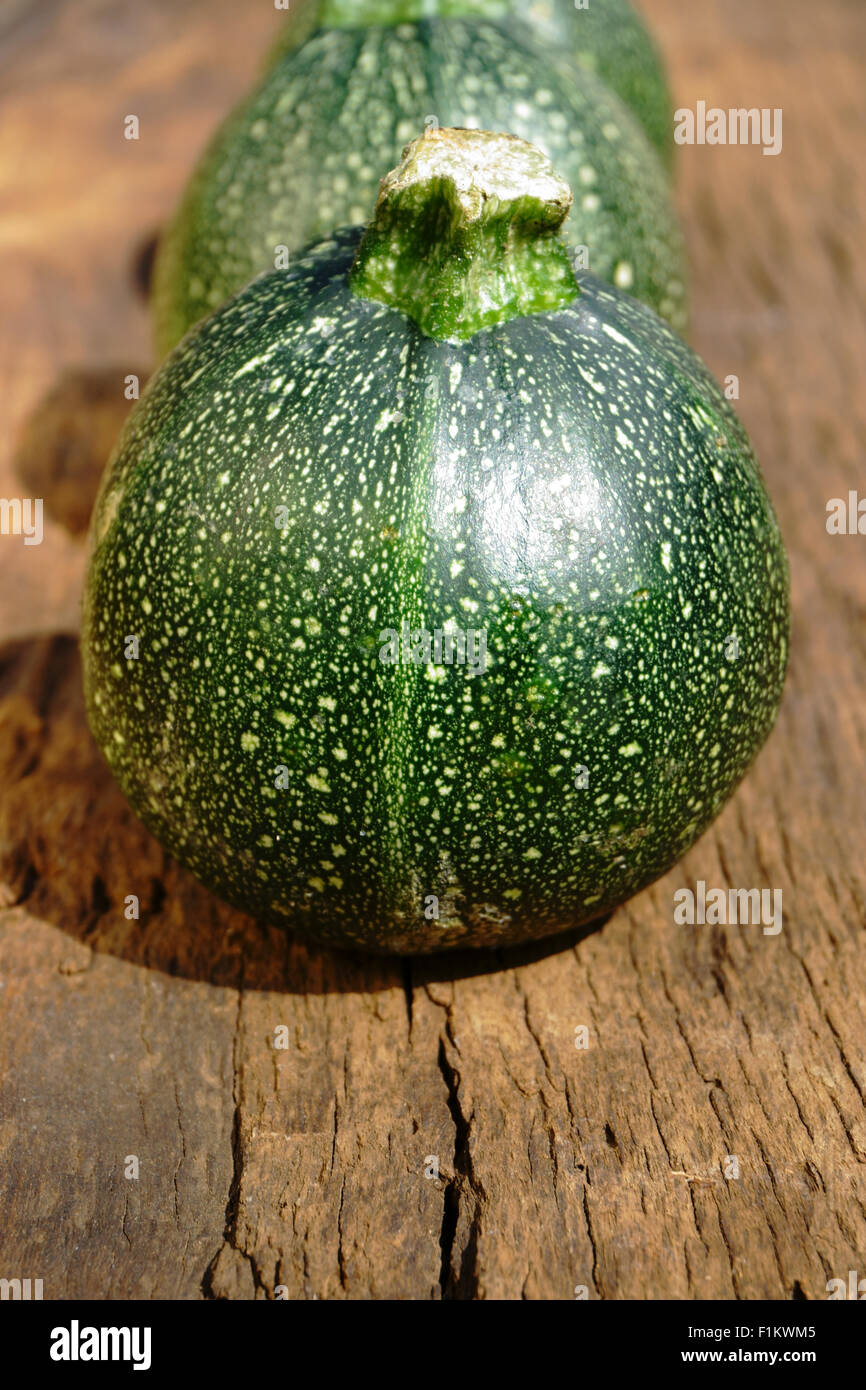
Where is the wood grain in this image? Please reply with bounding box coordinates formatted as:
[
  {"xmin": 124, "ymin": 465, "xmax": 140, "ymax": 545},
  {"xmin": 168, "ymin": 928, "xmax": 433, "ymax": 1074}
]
[{"xmin": 0, "ymin": 0, "xmax": 864, "ymax": 1300}]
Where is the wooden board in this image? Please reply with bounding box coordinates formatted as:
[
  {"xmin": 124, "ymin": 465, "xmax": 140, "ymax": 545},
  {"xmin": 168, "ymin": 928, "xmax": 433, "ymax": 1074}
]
[{"xmin": 1, "ymin": 0, "xmax": 865, "ymax": 1300}]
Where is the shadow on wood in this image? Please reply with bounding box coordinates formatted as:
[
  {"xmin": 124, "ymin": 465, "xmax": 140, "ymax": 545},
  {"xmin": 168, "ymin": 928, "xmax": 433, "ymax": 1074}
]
[{"xmin": 13, "ymin": 368, "xmax": 150, "ymax": 537}]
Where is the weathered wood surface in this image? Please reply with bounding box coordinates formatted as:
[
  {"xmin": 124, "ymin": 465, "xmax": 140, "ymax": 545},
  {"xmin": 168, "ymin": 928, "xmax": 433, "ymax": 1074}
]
[{"xmin": 1, "ymin": 0, "xmax": 865, "ymax": 1300}]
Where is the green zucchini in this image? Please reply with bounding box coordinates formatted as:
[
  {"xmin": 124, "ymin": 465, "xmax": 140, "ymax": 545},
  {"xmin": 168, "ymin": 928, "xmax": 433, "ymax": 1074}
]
[
  {"xmin": 153, "ymin": 13, "xmax": 685, "ymax": 353},
  {"xmin": 86, "ymin": 130, "xmax": 788, "ymax": 954},
  {"xmin": 266, "ymin": 1, "xmax": 676, "ymax": 170}
]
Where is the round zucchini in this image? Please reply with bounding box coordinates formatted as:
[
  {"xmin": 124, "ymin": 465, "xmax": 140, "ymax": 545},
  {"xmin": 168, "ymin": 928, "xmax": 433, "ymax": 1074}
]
[
  {"xmin": 87, "ymin": 130, "xmax": 788, "ymax": 954},
  {"xmin": 153, "ymin": 15, "xmax": 685, "ymax": 353},
  {"xmin": 266, "ymin": 1, "xmax": 676, "ymax": 169}
]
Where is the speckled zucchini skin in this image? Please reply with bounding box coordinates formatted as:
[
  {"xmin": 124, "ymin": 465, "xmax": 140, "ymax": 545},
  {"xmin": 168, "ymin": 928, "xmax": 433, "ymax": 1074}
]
[
  {"xmin": 153, "ymin": 18, "xmax": 686, "ymax": 353},
  {"xmin": 266, "ymin": 0, "xmax": 676, "ymax": 170},
  {"xmin": 85, "ymin": 230, "xmax": 788, "ymax": 954}
]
